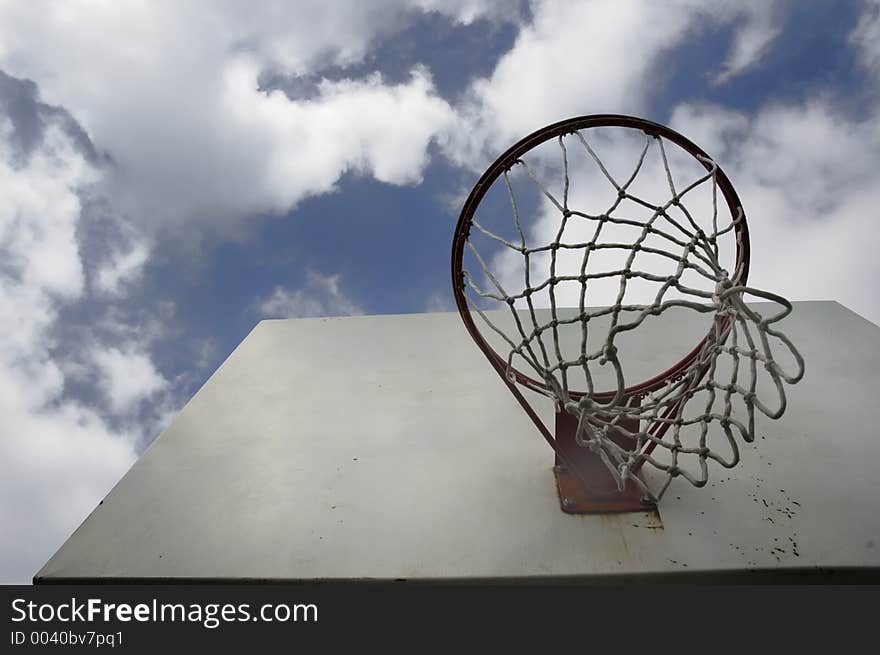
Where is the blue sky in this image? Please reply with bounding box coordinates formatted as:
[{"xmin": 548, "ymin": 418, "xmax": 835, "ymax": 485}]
[{"xmin": 1, "ymin": 0, "xmax": 879, "ymax": 583}]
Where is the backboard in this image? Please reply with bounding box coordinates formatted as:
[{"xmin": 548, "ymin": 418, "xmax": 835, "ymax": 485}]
[{"xmin": 35, "ymin": 300, "xmax": 880, "ymax": 582}]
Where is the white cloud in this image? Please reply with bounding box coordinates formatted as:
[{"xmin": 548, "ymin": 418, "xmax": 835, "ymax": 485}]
[
  {"xmin": 850, "ymin": 0, "xmax": 880, "ymax": 74},
  {"xmin": 670, "ymin": 100, "xmax": 880, "ymax": 324},
  {"xmin": 0, "ymin": 0, "xmax": 792, "ymax": 241},
  {"xmin": 442, "ymin": 0, "xmax": 686, "ymax": 166},
  {"xmin": 0, "ymin": 392, "xmax": 136, "ymax": 584},
  {"xmin": 0, "ymin": 121, "xmax": 92, "ymax": 300},
  {"xmin": 0, "ymin": 120, "xmax": 92, "ymax": 399},
  {"xmin": 257, "ymin": 271, "xmax": 363, "ymax": 318},
  {"xmin": 94, "ymin": 238, "xmax": 151, "ymax": 296},
  {"xmin": 440, "ymin": 0, "xmax": 784, "ymax": 168},
  {"xmin": 0, "ymin": 119, "xmax": 139, "ymax": 583},
  {"xmin": 91, "ymin": 346, "xmax": 168, "ymax": 415},
  {"xmin": 413, "ymin": 0, "xmax": 518, "ymax": 25},
  {"xmin": 712, "ymin": 1, "xmax": 781, "ymax": 85},
  {"xmin": 0, "ymin": 1, "xmax": 466, "ymax": 234},
  {"xmin": 209, "ymin": 0, "xmax": 506, "ymax": 73},
  {"xmin": 9, "ymin": 2, "xmax": 783, "ymax": 238},
  {"xmin": 224, "ymin": 61, "xmax": 454, "ymax": 214}
]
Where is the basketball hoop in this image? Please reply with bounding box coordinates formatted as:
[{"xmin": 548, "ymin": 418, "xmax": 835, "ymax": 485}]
[{"xmin": 451, "ymin": 115, "xmax": 804, "ymax": 512}]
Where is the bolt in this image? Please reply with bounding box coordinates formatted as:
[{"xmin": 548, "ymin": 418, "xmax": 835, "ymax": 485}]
[
  {"xmin": 562, "ymin": 497, "xmax": 576, "ymax": 510},
  {"xmin": 553, "ymin": 464, "xmax": 568, "ymax": 473}
]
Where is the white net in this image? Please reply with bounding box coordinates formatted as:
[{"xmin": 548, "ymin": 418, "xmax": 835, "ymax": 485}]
[{"xmin": 459, "ymin": 125, "xmax": 805, "ymax": 502}]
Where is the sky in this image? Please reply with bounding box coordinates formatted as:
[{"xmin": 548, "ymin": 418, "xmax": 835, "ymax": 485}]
[{"xmin": 1, "ymin": 0, "xmax": 879, "ymax": 584}]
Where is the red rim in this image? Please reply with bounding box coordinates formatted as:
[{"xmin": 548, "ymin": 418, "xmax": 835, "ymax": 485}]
[{"xmin": 451, "ymin": 114, "xmax": 750, "ymax": 402}]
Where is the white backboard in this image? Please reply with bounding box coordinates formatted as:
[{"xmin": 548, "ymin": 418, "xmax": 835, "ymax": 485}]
[{"xmin": 35, "ymin": 301, "xmax": 880, "ymax": 582}]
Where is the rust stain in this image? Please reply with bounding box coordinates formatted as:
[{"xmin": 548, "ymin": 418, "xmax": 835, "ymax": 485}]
[{"xmin": 626, "ymin": 509, "xmax": 664, "ymax": 530}]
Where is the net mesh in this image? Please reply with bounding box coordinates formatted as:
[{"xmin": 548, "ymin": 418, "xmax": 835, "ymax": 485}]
[{"xmin": 460, "ymin": 128, "xmax": 805, "ymax": 501}]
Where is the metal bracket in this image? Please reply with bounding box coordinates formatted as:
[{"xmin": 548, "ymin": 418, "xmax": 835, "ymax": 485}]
[{"xmin": 553, "ymin": 411, "xmax": 654, "ymax": 514}]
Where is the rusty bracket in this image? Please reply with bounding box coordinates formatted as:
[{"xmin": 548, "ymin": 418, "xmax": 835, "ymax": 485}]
[{"xmin": 553, "ymin": 411, "xmax": 654, "ymax": 514}]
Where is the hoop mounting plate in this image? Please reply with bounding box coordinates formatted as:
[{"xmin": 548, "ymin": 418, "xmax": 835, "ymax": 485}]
[{"xmin": 553, "ymin": 411, "xmax": 655, "ymax": 513}]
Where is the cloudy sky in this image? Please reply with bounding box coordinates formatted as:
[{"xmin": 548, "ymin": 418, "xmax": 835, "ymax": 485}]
[{"xmin": 1, "ymin": 0, "xmax": 879, "ymax": 583}]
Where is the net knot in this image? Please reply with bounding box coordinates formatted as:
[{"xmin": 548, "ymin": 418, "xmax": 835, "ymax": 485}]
[
  {"xmin": 716, "ymin": 278, "xmax": 733, "ymax": 294},
  {"xmin": 600, "ymin": 343, "xmax": 618, "ymax": 365}
]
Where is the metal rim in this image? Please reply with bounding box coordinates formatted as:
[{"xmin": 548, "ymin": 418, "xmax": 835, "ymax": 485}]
[{"xmin": 450, "ymin": 114, "xmax": 751, "ymax": 402}]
